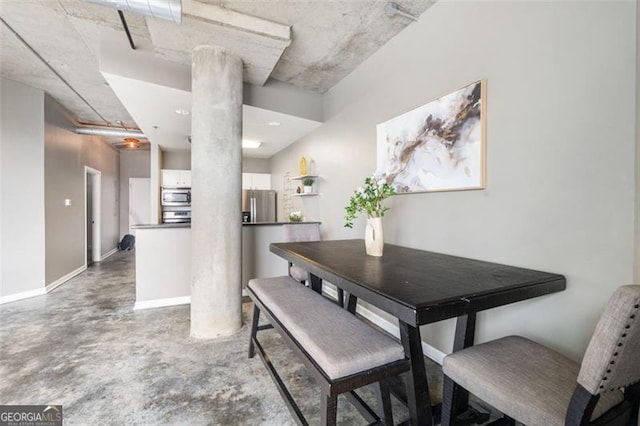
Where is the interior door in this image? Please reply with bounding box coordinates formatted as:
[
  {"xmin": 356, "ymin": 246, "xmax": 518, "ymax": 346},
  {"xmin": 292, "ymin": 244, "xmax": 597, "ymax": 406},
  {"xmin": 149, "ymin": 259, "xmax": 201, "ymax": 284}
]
[
  {"xmin": 86, "ymin": 172, "xmax": 93, "ymax": 265},
  {"xmin": 129, "ymin": 178, "xmax": 151, "ymax": 235}
]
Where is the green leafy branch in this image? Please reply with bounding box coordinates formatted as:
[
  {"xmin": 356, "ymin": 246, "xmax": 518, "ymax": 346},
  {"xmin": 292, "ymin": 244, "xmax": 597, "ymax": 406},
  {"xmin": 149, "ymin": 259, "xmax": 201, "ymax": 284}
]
[{"xmin": 344, "ymin": 175, "xmax": 396, "ymax": 228}]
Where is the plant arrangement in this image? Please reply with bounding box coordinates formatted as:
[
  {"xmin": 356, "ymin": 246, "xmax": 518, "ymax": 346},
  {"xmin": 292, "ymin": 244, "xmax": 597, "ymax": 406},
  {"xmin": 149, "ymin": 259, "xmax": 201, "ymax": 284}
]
[
  {"xmin": 289, "ymin": 211, "xmax": 303, "ymax": 222},
  {"xmin": 302, "ymin": 177, "xmax": 315, "ymax": 186},
  {"xmin": 344, "ymin": 174, "xmax": 396, "ymax": 228}
]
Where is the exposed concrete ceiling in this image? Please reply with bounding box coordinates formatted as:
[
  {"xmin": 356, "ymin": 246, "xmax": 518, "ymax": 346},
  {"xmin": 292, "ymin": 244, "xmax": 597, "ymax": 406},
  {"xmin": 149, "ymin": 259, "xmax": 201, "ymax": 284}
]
[{"xmin": 0, "ymin": 0, "xmax": 435, "ymax": 156}]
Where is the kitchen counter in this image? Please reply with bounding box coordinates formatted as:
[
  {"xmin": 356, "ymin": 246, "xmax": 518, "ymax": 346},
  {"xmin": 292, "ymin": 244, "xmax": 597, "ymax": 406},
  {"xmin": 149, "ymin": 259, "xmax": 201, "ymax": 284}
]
[
  {"xmin": 132, "ymin": 221, "xmax": 320, "ymax": 229},
  {"xmin": 131, "ymin": 223, "xmax": 190, "ymax": 229},
  {"xmin": 242, "ymin": 221, "xmax": 321, "ymax": 226},
  {"xmin": 133, "ymin": 221, "xmax": 322, "ymax": 310}
]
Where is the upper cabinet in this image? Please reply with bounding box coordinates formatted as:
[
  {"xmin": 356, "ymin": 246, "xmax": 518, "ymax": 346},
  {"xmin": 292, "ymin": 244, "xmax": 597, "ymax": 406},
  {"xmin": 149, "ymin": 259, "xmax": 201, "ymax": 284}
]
[
  {"xmin": 162, "ymin": 169, "xmax": 191, "ymax": 188},
  {"xmin": 242, "ymin": 173, "xmax": 271, "ymax": 190}
]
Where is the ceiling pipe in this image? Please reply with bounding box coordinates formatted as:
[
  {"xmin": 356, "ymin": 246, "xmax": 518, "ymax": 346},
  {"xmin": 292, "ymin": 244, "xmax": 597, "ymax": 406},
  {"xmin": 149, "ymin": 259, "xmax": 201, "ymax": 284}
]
[
  {"xmin": 86, "ymin": 0, "xmax": 181, "ymax": 24},
  {"xmin": 75, "ymin": 127, "xmax": 147, "ymax": 139},
  {"xmin": 118, "ymin": 10, "xmax": 136, "ymax": 50}
]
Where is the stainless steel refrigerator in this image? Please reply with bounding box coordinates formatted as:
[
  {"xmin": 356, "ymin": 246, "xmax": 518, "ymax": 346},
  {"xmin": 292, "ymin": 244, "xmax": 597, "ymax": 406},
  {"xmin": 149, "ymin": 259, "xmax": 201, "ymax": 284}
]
[{"xmin": 242, "ymin": 189, "xmax": 277, "ymax": 223}]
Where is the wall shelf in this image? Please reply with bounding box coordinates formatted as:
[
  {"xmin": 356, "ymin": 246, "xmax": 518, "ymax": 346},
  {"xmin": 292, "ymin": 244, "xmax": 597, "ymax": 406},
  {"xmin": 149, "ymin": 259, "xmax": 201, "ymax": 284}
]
[
  {"xmin": 291, "ymin": 175, "xmax": 318, "ymax": 181},
  {"xmin": 291, "ymin": 193, "xmax": 318, "ymax": 197}
]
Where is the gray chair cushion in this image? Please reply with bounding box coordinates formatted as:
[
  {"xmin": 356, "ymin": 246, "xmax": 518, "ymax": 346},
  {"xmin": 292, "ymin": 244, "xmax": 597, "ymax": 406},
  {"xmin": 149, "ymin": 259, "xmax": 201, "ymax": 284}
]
[
  {"xmin": 283, "ymin": 223, "xmax": 321, "ymax": 242},
  {"xmin": 443, "ymin": 336, "xmax": 624, "ymax": 426},
  {"xmin": 289, "ymin": 264, "xmax": 308, "ymax": 282},
  {"xmin": 248, "ymin": 276, "xmax": 405, "ymax": 380},
  {"xmin": 283, "ymin": 224, "xmax": 321, "ymax": 283},
  {"xmin": 578, "ymin": 285, "xmax": 640, "ymax": 394}
]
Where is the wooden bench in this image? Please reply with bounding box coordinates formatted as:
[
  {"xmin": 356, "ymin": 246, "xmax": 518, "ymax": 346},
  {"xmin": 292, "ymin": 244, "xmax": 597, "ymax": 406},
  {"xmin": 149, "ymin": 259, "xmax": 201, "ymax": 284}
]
[{"xmin": 248, "ymin": 276, "xmax": 410, "ymax": 425}]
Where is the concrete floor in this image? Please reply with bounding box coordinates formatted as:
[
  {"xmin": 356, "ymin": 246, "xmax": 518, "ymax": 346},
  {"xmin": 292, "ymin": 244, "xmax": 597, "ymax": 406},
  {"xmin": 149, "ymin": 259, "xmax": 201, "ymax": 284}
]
[{"xmin": 0, "ymin": 251, "xmax": 448, "ymax": 425}]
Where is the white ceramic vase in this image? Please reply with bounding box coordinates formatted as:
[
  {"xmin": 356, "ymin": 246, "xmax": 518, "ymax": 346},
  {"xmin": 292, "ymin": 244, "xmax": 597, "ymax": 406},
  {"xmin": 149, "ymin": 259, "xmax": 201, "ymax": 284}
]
[
  {"xmin": 303, "ymin": 185, "xmax": 313, "ymax": 194},
  {"xmin": 365, "ymin": 217, "xmax": 384, "ymax": 257}
]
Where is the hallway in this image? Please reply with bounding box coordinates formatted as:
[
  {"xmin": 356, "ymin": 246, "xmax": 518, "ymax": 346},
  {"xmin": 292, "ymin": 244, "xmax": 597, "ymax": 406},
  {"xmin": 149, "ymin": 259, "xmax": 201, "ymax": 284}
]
[{"xmin": 0, "ymin": 252, "xmax": 420, "ymax": 425}]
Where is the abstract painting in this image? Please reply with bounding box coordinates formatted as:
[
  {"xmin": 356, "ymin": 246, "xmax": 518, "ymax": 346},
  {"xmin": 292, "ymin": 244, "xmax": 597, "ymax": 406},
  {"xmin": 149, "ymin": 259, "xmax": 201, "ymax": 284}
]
[{"xmin": 376, "ymin": 80, "xmax": 486, "ymax": 193}]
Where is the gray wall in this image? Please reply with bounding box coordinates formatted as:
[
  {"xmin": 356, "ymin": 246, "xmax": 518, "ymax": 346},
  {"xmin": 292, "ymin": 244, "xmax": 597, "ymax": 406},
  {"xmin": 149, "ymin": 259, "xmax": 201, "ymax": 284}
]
[
  {"xmin": 119, "ymin": 150, "xmax": 150, "ymax": 237},
  {"xmin": 243, "ymin": 157, "xmax": 270, "ymax": 173},
  {"xmin": 160, "ymin": 150, "xmax": 269, "ymax": 173},
  {"xmin": 162, "ymin": 149, "xmax": 191, "ymax": 170},
  {"xmin": 0, "ymin": 79, "xmax": 45, "ymax": 298},
  {"xmin": 270, "ymin": 1, "xmax": 637, "ymax": 360},
  {"xmin": 633, "ymin": 1, "xmax": 640, "ymax": 283},
  {"xmin": 44, "ymin": 96, "xmax": 120, "ymax": 284}
]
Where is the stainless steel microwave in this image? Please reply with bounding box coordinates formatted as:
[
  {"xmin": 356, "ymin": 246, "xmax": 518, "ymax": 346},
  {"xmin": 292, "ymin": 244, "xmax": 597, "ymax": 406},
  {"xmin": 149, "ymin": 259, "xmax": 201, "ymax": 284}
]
[{"xmin": 161, "ymin": 188, "xmax": 190, "ymax": 207}]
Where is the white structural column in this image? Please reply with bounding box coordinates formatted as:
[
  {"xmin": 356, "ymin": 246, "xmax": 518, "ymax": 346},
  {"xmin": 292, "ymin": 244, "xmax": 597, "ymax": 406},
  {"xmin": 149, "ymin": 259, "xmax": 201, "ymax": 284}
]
[{"xmin": 190, "ymin": 46, "xmax": 243, "ymax": 338}]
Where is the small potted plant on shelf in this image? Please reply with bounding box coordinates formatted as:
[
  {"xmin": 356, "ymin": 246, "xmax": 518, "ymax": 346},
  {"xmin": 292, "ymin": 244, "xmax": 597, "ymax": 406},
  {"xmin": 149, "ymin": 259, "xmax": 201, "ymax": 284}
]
[{"xmin": 302, "ymin": 177, "xmax": 314, "ymax": 194}]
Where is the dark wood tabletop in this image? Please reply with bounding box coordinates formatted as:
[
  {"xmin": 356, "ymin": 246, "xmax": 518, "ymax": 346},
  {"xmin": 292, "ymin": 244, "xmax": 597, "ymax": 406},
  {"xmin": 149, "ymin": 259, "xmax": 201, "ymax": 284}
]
[{"xmin": 270, "ymin": 239, "xmax": 566, "ymax": 326}]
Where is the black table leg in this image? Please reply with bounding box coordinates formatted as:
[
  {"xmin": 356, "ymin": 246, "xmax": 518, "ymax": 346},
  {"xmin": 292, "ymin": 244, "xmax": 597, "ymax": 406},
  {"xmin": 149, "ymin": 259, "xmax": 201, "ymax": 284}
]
[
  {"xmin": 399, "ymin": 321, "xmax": 433, "ymax": 426},
  {"xmin": 441, "ymin": 313, "xmax": 477, "ymax": 426},
  {"xmin": 310, "ymin": 273, "xmax": 323, "ymax": 294},
  {"xmin": 346, "ymin": 293, "xmax": 357, "ymax": 314}
]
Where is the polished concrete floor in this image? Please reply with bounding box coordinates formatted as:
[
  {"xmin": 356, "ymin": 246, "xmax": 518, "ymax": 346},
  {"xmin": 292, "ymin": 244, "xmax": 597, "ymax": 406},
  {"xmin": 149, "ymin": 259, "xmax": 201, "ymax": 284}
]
[{"xmin": 0, "ymin": 251, "xmax": 449, "ymax": 425}]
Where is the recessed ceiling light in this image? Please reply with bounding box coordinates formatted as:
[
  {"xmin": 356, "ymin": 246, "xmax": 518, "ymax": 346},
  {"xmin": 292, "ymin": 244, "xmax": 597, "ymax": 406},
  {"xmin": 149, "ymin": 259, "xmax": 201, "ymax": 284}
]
[
  {"xmin": 175, "ymin": 109, "xmax": 190, "ymax": 116},
  {"xmin": 268, "ymin": 121, "xmax": 281, "ymax": 126},
  {"xmin": 242, "ymin": 140, "xmax": 262, "ymax": 149}
]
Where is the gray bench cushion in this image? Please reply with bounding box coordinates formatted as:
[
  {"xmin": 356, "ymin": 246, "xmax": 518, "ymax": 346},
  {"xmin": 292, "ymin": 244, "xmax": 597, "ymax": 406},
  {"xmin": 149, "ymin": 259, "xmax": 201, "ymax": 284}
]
[
  {"xmin": 443, "ymin": 336, "xmax": 624, "ymax": 426},
  {"xmin": 249, "ymin": 276, "xmax": 405, "ymax": 380}
]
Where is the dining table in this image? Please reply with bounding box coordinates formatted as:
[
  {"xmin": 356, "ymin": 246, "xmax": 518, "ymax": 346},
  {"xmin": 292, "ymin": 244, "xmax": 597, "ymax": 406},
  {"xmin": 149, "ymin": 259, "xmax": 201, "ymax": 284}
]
[{"xmin": 270, "ymin": 239, "xmax": 567, "ymax": 426}]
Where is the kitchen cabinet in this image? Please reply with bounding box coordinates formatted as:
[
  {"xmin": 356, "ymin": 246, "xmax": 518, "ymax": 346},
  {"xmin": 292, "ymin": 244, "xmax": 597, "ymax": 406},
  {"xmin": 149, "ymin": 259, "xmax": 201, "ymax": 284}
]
[
  {"xmin": 162, "ymin": 169, "xmax": 191, "ymax": 188},
  {"xmin": 242, "ymin": 173, "xmax": 271, "ymax": 190}
]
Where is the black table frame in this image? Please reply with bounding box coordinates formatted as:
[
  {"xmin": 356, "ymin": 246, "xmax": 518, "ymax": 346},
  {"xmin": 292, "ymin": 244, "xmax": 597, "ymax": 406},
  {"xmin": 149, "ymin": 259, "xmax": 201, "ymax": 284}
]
[{"xmin": 270, "ymin": 239, "xmax": 566, "ymax": 426}]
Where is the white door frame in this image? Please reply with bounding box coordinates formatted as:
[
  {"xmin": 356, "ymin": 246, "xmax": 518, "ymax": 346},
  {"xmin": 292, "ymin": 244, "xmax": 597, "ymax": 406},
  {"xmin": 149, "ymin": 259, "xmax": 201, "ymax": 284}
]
[{"xmin": 84, "ymin": 166, "xmax": 102, "ymax": 266}]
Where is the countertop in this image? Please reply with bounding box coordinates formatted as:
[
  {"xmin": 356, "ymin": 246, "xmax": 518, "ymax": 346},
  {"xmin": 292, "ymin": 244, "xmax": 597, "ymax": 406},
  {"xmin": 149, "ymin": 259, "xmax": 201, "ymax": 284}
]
[
  {"xmin": 131, "ymin": 223, "xmax": 191, "ymax": 229},
  {"xmin": 132, "ymin": 221, "xmax": 320, "ymax": 230}
]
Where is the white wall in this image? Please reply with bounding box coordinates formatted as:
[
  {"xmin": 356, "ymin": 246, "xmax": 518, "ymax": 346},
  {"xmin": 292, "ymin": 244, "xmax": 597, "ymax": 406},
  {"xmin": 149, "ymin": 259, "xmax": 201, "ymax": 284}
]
[
  {"xmin": 0, "ymin": 79, "xmax": 45, "ymax": 299},
  {"xmin": 44, "ymin": 96, "xmax": 120, "ymax": 284},
  {"xmin": 150, "ymin": 144, "xmax": 162, "ymax": 224},
  {"xmin": 120, "ymin": 150, "xmax": 151, "ymax": 237},
  {"xmin": 243, "ymin": 157, "xmax": 270, "ymax": 173},
  {"xmin": 635, "ymin": 0, "xmax": 640, "ymax": 283},
  {"xmin": 270, "ymin": 1, "xmax": 637, "ymax": 360}
]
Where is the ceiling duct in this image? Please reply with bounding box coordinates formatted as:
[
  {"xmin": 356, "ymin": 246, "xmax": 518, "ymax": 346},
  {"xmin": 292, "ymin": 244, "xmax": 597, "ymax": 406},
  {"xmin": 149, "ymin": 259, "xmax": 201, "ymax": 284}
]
[
  {"xmin": 86, "ymin": 0, "xmax": 181, "ymax": 24},
  {"xmin": 75, "ymin": 127, "xmax": 147, "ymax": 139}
]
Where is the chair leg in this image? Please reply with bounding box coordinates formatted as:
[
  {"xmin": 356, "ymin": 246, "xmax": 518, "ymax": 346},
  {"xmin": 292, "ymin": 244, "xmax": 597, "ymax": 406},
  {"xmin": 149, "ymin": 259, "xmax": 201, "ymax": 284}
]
[
  {"xmin": 375, "ymin": 379, "xmax": 394, "ymax": 426},
  {"xmin": 320, "ymin": 391, "xmax": 338, "ymax": 426},
  {"xmin": 625, "ymin": 382, "xmax": 640, "ymax": 426},
  {"xmin": 248, "ymin": 304, "xmax": 260, "ymax": 359},
  {"xmin": 441, "ymin": 375, "xmax": 466, "ymax": 426}
]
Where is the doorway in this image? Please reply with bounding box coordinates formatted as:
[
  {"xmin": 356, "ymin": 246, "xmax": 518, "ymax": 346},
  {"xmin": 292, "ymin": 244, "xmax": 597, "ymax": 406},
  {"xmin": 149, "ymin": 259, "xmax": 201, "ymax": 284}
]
[{"xmin": 85, "ymin": 166, "xmax": 101, "ymax": 267}]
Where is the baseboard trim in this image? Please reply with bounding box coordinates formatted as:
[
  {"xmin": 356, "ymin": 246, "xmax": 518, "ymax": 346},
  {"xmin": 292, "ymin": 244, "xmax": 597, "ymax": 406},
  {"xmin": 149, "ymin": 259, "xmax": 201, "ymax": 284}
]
[
  {"xmin": 46, "ymin": 265, "xmax": 87, "ymax": 293},
  {"xmin": 323, "ymin": 285, "xmax": 446, "ymax": 365},
  {"xmin": 134, "ymin": 296, "xmax": 191, "ymax": 310},
  {"xmin": 0, "ymin": 287, "xmax": 47, "ymax": 305},
  {"xmin": 99, "ymin": 248, "xmax": 118, "ymax": 261}
]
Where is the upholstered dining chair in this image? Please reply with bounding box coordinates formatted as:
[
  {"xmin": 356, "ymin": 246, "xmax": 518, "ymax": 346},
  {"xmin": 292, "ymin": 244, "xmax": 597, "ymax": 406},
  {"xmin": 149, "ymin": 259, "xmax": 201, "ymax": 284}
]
[
  {"xmin": 282, "ymin": 223, "xmax": 321, "ymax": 284},
  {"xmin": 441, "ymin": 285, "xmax": 640, "ymax": 426}
]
